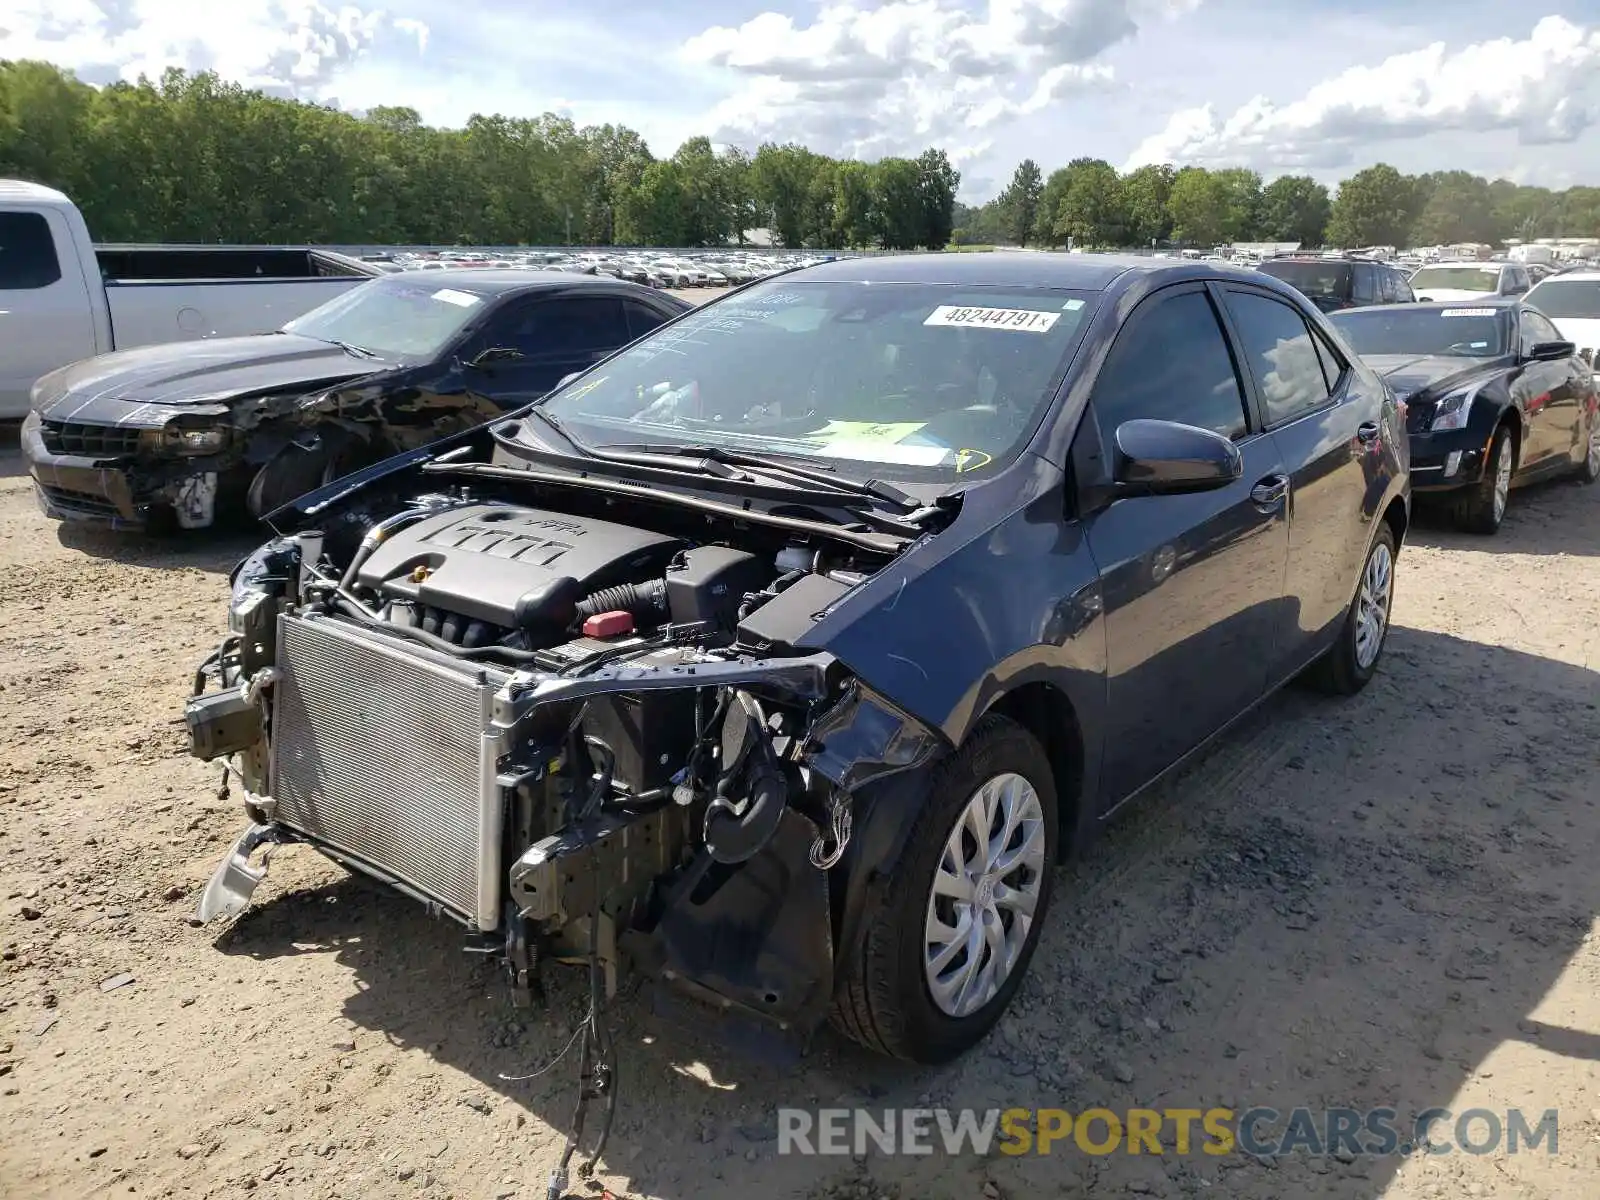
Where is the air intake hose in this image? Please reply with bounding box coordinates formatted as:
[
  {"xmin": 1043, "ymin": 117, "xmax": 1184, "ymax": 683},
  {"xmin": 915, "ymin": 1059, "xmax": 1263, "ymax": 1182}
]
[{"xmin": 574, "ymin": 579, "xmax": 669, "ymax": 623}]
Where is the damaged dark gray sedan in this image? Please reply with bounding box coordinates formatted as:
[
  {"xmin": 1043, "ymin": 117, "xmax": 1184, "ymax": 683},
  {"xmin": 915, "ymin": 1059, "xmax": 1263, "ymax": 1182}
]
[
  {"xmin": 186, "ymin": 254, "xmax": 1409, "ymax": 1084},
  {"xmin": 23, "ymin": 270, "xmax": 688, "ymax": 530}
]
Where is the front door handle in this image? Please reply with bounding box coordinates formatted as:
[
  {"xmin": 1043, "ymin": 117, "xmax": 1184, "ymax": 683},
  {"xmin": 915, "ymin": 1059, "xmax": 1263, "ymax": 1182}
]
[
  {"xmin": 1356, "ymin": 421, "xmax": 1381, "ymax": 442},
  {"xmin": 1251, "ymin": 474, "xmax": 1290, "ymax": 507}
]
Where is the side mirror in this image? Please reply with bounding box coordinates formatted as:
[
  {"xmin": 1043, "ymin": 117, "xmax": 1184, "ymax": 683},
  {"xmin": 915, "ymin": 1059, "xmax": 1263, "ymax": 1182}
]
[
  {"xmin": 1526, "ymin": 340, "xmax": 1576, "ymax": 362},
  {"xmin": 1113, "ymin": 419, "xmax": 1243, "ymax": 496},
  {"xmin": 555, "ymin": 371, "xmax": 582, "ymax": 390},
  {"xmin": 466, "ymin": 346, "xmax": 525, "ymax": 368}
]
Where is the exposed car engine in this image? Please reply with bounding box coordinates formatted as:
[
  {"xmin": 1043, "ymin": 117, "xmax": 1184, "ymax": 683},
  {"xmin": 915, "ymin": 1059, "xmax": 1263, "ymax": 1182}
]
[{"xmin": 185, "ymin": 455, "xmax": 946, "ymax": 1188}]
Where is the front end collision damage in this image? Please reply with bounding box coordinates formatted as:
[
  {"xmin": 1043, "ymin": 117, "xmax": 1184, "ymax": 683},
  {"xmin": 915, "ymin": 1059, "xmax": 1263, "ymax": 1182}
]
[
  {"xmin": 27, "ymin": 369, "xmax": 502, "ymax": 529},
  {"xmin": 186, "ymin": 507, "xmax": 951, "ymax": 1041}
]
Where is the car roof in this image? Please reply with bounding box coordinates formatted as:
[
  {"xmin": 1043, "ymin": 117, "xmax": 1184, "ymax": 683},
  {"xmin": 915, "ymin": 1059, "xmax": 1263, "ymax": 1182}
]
[
  {"xmin": 378, "ymin": 269, "xmax": 662, "ymax": 296},
  {"xmin": 792, "ymin": 251, "xmax": 1270, "ymax": 292},
  {"xmin": 1536, "ymin": 270, "xmax": 1600, "ymax": 283},
  {"xmin": 1416, "ymin": 261, "xmax": 1505, "ymax": 269},
  {"xmin": 0, "ymin": 178, "xmax": 72, "ymax": 206}
]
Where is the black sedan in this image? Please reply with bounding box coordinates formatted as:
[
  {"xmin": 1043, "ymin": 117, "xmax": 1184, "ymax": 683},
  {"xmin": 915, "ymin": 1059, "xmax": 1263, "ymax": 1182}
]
[
  {"xmin": 22, "ymin": 271, "xmax": 691, "ymax": 532},
  {"xmin": 187, "ymin": 253, "xmax": 1408, "ymax": 1068},
  {"xmin": 1330, "ymin": 300, "xmax": 1600, "ymax": 533}
]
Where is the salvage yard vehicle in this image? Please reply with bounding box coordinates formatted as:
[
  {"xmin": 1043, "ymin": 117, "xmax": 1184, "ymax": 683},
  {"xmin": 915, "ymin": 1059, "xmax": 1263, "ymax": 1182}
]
[
  {"xmin": 0, "ymin": 179, "xmax": 383, "ymax": 419},
  {"xmin": 185, "ymin": 254, "xmax": 1408, "ymax": 1094},
  {"xmin": 1408, "ymin": 261, "xmax": 1532, "ymax": 302},
  {"xmin": 22, "ymin": 271, "xmax": 689, "ymax": 530},
  {"xmin": 1330, "ymin": 300, "xmax": 1599, "ymax": 533},
  {"xmin": 1525, "ymin": 270, "xmax": 1600, "ymax": 365},
  {"xmin": 1256, "ymin": 254, "xmax": 1417, "ymax": 313}
]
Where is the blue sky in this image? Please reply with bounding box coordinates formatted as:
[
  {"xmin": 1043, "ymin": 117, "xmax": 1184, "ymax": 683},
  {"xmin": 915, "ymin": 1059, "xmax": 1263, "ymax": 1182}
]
[{"xmin": 7, "ymin": 1, "xmax": 1600, "ymax": 199}]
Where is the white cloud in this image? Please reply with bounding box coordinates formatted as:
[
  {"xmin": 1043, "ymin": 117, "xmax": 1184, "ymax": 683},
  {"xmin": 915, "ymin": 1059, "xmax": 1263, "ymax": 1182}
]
[
  {"xmin": 680, "ymin": 0, "xmax": 1192, "ymax": 164},
  {"xmin": 0, "ymin": 0, "xmax": 427, "ymax": 96},
  {"xmin": 1124, "ymin": 15, "xmax": 1600, "ymax": 172}
]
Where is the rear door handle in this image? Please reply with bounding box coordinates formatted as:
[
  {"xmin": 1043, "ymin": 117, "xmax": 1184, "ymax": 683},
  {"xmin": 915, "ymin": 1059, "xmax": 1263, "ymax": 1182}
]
[
  {"xmin": 1356, "ymin": 421, "xmax": 1381, "ymax": 442},
  {"xmin": 1251, "ymin": 474, "xmax": 1290, "ymax": 507}
]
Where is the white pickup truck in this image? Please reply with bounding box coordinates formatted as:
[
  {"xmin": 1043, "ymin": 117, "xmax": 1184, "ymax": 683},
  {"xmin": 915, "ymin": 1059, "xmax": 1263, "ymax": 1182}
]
[{"xmin": 1, "ymin": 179, "xmax": 382, "ymax": 419}]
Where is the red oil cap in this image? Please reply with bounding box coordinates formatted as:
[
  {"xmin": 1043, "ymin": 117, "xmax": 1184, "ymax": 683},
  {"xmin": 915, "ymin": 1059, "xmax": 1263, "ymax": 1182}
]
[{"xmin": 582, "ymin": 610, "xmax": 635, "ymax": 638}]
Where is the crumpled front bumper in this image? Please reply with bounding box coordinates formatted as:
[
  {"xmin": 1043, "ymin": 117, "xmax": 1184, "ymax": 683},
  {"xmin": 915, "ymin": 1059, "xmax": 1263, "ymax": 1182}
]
[{"xmin": 22, "ymin": 409, "xmax": 229, "ymax": 529}]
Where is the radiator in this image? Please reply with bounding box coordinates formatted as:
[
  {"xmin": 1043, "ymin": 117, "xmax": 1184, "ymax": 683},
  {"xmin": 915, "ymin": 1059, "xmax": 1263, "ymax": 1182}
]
[{"xmin": 268, "ymin": 613, "xmax": 509, "ymax": 929}]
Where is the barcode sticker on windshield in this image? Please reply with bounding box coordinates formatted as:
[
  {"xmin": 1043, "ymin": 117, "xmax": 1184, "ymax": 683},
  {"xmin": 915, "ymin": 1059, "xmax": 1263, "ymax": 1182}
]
[
  {"xmin": 925, "ymin": 305, "xmax": 1060, "ymax": 332},
  {"xmin": 432, "ymin": 288, "xmax": 482, "ymax": 307},
  {"xmin": 1441, "ymin": 308, "xmax": 1497, "ymax": 317}
]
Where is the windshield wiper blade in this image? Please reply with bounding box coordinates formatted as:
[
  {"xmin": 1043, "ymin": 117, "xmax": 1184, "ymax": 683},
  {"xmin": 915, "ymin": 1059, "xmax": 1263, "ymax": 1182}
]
[
  {"xmin": 518, "ymin": 410, "xmax": 751, "ymax": 479},
  {"xmin": 599, "ymin": 441, "xmax": 921, "ymax": 511},
  {"xmin": 326, "ymin": 338, "xmax": 382, "ymax": 360}
]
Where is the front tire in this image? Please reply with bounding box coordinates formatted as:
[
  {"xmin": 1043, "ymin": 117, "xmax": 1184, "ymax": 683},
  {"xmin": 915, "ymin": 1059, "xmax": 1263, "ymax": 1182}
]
[
  {"xmin": 830, "ymin": 715, "xmax": 1058, "ymax": 1063},
  {"xmin": 1575, "ymin": 405, "xmax": 1600, "ymax": 485},
  {"xmin": 1454, "ymin": 425, "xmax": 1515, "ymax": 534},
  {"xmin": 1306, "ymin": 523, "xmax": 1396, "ymax": 695}
]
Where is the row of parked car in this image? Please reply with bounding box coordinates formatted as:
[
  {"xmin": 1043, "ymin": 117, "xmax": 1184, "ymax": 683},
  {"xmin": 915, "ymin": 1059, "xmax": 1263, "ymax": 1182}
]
[
  {"xmin": 369, "ymin": 247, "xmax": 840, "ymax": 290},
  {"xmin": 1235, "ymin": 253, "xmax": 1600, "ymax": 532}
]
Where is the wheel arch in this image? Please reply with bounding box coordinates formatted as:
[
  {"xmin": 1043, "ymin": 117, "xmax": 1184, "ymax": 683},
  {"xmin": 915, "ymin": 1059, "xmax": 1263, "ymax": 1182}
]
[
  {"xmin": 982, "ymin": 681, "xmax": 1088, "ymax": 862},
  {"xmin": 1381, "ymin": 494, "xmax": 1408, "ymax": 551}
]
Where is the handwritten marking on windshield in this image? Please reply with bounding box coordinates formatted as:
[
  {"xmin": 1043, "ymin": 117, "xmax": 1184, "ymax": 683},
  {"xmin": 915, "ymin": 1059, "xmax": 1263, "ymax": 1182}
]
[{"xmin": 956, "ymin": 448, "xmax": 993, "ymax": 473}]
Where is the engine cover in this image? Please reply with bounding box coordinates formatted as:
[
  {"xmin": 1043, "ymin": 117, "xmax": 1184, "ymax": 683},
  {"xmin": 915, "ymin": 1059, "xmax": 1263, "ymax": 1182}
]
[{"xmin": 356, "ymin": 504, "xmax": 682, "ymax": 630}]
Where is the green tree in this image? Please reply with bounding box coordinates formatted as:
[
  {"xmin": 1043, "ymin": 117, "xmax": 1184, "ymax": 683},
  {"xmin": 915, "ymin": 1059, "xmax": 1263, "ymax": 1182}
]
[
  {"xmin": 1167, "ymin": 167, "xmax": 1230, "ymax": 247},
  {"xmin": 1326, "ymin": 163, "xmax": 1419, "ymax": 248},
  {"xmin": 1213, "ymin": 168, "xmax": 1263, "ymax": 241},
  {"xmin": 1410, "ymin": 171, "xmax": 1497, "ymax": 246},
  {"xmin": 1257, "ymin": 175, "xmax": 1331, "ymax": 245},
  {"xmin": 1053, "ymin": 158, "xmax": 1126, "ymax": 247},
  {"xmin": 752, "ymin": 143, "xmax": 824, "ymax": 248},
  {"xmin": 1121, "ymin": 163, "xmax": 1176, "ymax": 246},
  {"xmin": 996, "ymin": 158, "xmax": 1044, "ymax": 245},
  {"xmin": 914, "ymin": 149, "xmax": 960, "ymax": 250},
  {"xmin": 873, "ymin": 157, "xmax": 925, "ymax": 250},
  {"xmin": 831, "ymin": 160, "xmax": 877, "ymax": 247}
]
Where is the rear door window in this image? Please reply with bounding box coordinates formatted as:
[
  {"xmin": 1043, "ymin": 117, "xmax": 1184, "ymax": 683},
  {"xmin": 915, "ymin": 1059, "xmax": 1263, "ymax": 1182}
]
[
  {"xmin": 623, "ymin": 300, "xmax": 672, "ymax": 341},
  {"xmin": 1351, "ymin": 264, "xmax": 1377, "ymax": 306},
  {"xmin": 1093, "ymin": 288, "xmax": 1250, "ymax": 441},
  {"xmin": 1221, "ymin": 290, "xmax": 1335, "ymax": 426},
  {"xmin": 493, "ymin": 296, "xmax": 629, "ymax": 356},
  {"xmin": 0, "ymin": 212, "xmax": 63, "ymax": 289}
]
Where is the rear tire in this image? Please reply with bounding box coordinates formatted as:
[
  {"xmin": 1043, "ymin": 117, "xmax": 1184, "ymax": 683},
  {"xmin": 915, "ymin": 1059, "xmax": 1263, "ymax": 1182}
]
[
  {"xmin": 1454, "ymin": 425, "xmax": 1514, "ymax": 534},
  {"xmin": 830, "ymin": 715, "xmax": 1058, "ymax": 1063},
  {"xmin": 1305, "ymin": 524, "xmax": 1396, "ymax": 696}
]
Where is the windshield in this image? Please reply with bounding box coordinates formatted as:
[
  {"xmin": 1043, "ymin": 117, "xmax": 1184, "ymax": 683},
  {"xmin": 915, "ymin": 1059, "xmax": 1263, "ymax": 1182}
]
[
  {"xmin": 282, "ymin": 277, "xmax": 488, "ymax": 358},
  {"xmin": 1526, "ymin": 279, "xmax": 1600, "ymax": 319},
  {"xmin": 1329, "ymin": 307, "xmax": 1509, "ymax": 358},
  {"xmin": 1410, "ymin": 266, "xmax": 1502, "ymax": 293},
  {"xmin": 1256, "ymin": 261, "xmax": 1353, "ymax": 300},
  {"xmin": 528, "ymin": 279, "xmax": 1098, "ymax": 481}
]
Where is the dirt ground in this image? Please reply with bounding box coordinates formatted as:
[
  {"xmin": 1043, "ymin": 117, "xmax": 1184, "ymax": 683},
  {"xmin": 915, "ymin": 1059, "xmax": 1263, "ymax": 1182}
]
[{"xmin": 2, "ymin": 421, "xmax": 1598, "ymax": 1200}]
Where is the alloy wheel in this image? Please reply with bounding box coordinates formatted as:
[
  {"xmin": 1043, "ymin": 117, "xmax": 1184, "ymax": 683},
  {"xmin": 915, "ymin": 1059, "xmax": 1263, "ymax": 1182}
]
[
  {"xmin": 923, "ymin": 772, "xmax": 1047, "ymax": 1019},
  {"xmin": 1353, "ymin": 540, "xmax": 1393, "ymax": 670},
  {"xmin": 1492, "ymin": 438, "xmax": 1513, "ymax": 523}
]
